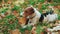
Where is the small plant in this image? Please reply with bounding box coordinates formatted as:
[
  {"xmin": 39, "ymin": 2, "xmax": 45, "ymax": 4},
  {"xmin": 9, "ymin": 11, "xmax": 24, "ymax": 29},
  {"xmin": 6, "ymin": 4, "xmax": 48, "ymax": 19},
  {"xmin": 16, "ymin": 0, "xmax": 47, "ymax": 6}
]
[{"xmin": 11, "ymin": 5, "xmax": 20, "ymax": 11}]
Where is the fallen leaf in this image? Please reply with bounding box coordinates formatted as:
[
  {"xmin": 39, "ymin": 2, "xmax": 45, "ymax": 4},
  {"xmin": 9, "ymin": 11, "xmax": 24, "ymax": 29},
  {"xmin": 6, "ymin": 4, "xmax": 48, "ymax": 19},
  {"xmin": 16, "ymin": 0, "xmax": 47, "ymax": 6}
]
[{"xmin": 11, "ymin": 29, "xmax": 21, "ymax": 34}]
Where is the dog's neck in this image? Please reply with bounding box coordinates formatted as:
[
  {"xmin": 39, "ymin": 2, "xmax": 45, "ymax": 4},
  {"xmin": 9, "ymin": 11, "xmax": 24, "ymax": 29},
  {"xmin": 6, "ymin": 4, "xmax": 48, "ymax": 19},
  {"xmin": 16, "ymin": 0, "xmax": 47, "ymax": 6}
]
[{"xmin": 28, "ymin": 13, "xmax": 36, "ymax": 19}]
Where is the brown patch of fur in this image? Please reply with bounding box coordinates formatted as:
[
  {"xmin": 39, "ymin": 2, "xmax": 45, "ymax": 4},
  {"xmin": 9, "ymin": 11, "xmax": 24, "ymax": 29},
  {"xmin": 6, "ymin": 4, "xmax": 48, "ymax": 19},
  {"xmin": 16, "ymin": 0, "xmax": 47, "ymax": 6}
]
[{"xmin": 23, "ymin": 7, "xmax": 34, "ymax": 17}]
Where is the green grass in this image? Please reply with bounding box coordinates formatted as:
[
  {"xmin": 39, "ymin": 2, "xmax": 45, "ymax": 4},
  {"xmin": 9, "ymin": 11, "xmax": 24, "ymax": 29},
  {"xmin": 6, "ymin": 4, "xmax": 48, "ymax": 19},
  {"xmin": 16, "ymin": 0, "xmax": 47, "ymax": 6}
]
[
  {"xmin": 0, "ymin": 0, "xmax": 60, "ymax": 34},
  {"xmin": 58, "ymin": 15, "xmax": 60, "ymax": 20},
  {"xmin": 36, "ymin": 25, "xmax": 43, "ymax": 34}
]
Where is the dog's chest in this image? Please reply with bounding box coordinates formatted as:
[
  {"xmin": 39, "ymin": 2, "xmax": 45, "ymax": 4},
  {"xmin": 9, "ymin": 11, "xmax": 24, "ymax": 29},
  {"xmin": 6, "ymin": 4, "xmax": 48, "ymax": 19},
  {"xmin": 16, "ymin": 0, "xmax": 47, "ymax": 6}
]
[{"xmin": 29, "ymin": 14, "xmax": 40, "ymax": 23}]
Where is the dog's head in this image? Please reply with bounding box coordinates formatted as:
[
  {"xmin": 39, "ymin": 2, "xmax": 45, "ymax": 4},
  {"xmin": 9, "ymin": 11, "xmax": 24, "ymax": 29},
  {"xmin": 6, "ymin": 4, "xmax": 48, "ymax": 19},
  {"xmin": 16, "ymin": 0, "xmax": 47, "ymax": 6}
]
[{"xmin": 23, "ymin": 7, "xmax": 34, "ymax": 17}]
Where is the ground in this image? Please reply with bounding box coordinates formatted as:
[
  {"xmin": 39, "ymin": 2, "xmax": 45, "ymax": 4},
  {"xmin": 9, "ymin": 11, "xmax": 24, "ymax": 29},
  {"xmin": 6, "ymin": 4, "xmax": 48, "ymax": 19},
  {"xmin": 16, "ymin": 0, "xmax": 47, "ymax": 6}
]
[{"xmin": 0, "ymin": 0, "xmax": 60, "ymax": 34}]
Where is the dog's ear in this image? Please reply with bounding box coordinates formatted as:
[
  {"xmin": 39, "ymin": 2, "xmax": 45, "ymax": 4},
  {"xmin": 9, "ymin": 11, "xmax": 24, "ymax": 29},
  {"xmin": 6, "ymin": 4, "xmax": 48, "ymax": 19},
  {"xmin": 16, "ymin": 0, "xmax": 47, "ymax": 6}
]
[
  {"xmin": 28, "ymin": 7, "xmax": 34, "ymax": 14},
  {"xmin": 23, "ymin": 7, "xmax": 34, "ymax": 17}
]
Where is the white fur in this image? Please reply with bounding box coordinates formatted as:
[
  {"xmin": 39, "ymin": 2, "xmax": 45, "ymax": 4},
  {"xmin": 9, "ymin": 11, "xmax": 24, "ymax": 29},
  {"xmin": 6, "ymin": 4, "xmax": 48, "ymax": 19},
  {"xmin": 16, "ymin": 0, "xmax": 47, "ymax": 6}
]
[
  {"xmin": 20, "ymin": 12, "xmax": 24, "ymax": 16},
  {"xmin": 46, "ymin": 13, "xmax": 58, "ymax": 22}
]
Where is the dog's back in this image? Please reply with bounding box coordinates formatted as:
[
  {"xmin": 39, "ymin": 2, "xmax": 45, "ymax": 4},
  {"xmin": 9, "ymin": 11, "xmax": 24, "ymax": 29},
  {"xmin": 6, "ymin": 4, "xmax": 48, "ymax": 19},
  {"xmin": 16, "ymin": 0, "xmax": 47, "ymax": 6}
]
[{"xmin": 39, "ymin": 10, "xmax": 58, "ymax": 23}]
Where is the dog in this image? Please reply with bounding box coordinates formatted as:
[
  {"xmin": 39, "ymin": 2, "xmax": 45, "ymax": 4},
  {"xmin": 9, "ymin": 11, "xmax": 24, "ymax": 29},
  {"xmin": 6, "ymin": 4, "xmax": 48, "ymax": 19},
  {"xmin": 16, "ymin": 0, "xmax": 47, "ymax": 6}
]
[
  {"xmin": 20, "ymin": 6, "xmax": 44, "ymax": 28},
  {"xmin": 20, "ymin": 6, "xmax": 58, "ymax": 28}
]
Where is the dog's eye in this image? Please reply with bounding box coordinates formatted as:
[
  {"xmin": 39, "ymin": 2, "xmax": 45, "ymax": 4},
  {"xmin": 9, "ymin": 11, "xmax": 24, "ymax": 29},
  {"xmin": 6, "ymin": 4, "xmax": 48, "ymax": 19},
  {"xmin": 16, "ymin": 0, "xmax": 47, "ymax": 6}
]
[{"xmin": 25, "ymin": 11, "xmax": 28, "ymax": 13}]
